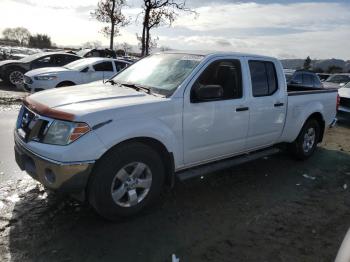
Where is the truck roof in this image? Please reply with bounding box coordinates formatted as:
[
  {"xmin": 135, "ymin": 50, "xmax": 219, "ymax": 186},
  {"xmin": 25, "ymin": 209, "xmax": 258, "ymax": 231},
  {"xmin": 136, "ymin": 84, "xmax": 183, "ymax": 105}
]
[{"xmin": 160, "ymin": 50, "xmax": 276, "ymax": 60}]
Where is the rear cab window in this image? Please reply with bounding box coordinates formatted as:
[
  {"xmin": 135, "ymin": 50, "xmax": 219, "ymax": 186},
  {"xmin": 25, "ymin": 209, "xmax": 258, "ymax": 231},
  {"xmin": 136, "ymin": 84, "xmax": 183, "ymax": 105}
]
[{"xmin": 249, "ymin": 60, "xmax": 278, "ymax": 97}]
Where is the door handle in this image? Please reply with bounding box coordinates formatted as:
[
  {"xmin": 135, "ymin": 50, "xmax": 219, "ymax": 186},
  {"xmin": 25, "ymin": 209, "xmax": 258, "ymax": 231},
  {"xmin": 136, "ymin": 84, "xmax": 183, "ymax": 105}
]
[
  {"xmin": 236, "ymin": 107, "xmax": 249, "ymax": 112},
  {"xmin": 274, "ymin": 102, "xmax": 284, "ymax": 107}
]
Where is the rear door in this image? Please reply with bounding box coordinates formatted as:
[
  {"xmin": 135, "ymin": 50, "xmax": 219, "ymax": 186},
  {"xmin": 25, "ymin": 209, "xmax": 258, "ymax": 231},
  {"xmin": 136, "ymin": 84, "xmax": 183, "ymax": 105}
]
[
  {"xmin": 183, "ymin": 57, "xmax": 249, "ymax": 165},
  {"xmin": 245, "ymin": 58, "xmax": 287, "ymax": 150},
  {"xmin": 91, "ymin": 61, "xmax": 115, "ymax": 81}
]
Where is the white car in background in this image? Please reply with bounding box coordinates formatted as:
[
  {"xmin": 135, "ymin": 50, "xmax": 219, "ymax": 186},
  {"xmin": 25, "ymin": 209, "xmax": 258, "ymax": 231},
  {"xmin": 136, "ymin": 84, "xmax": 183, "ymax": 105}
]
[
  {"xmin": 23, "ymin": 57, "xmax": 131, "ymax": 92},
  {"xmin": 338, "ymin": 82, "xmax": 350, "ymax": 113},
  {"xmin": 323, "ymin": 73, "xmax": 350, "ymax": 89}
]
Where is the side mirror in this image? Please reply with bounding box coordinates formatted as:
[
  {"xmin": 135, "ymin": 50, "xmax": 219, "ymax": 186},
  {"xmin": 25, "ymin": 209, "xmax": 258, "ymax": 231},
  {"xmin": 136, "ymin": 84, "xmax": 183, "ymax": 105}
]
[
  {"xmin": 339, "ymin": 83, "xmax": 346, "ymax": 87},
  {"xmin": 194, "ymin": 85, "xmax": 224, "ymax": 101}
]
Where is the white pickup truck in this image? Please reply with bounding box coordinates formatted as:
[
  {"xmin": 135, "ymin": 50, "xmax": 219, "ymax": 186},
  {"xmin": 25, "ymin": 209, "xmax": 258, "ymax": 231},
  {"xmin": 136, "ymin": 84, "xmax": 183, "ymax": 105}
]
[{"xmin": 14, "ymin": 51, "xmax": 338, "ymax": 219}]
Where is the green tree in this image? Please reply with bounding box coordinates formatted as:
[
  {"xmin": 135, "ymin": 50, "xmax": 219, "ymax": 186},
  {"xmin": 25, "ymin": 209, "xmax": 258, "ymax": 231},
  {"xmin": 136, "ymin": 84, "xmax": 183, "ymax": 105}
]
[
  {"xmin": 327, "ymin": 66, "xmax": 343, "ymax": 74},
  {"xmin": 303, "ymin": 56, "xmax": 312, "ymax": 70},
  {"xmin": 28, "ymin": 34, "xmax": 52, "ymax": 48}
]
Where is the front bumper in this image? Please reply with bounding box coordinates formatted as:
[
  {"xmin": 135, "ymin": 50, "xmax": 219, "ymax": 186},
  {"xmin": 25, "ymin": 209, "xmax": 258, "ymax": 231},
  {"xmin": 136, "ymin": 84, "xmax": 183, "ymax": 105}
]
[{"xmin": 14, "ymin": 133, "xmax": 94, "ymax": 193}]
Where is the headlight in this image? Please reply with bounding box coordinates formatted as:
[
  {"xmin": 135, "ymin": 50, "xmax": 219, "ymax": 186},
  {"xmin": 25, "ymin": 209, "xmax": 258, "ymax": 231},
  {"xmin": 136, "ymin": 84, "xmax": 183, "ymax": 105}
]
[
  {"xmin": 34, "ymin": 75, "xmax": 57, "ymax": 81},
  {"xmin": 43, "ymin": 120, "xmax": 90, "ymax": 145}
]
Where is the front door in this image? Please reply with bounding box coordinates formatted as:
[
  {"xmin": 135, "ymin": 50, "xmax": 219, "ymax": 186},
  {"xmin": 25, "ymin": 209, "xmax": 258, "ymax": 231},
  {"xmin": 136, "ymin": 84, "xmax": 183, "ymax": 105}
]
[{"xmin": 183, "ymin": 58, "xmax": 249, "ymax": 166}]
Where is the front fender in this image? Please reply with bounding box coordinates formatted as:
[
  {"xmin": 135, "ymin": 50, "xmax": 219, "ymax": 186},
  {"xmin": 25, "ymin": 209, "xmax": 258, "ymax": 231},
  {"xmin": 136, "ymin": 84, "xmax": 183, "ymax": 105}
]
[{"xmin": 93, "ymin": 116, "xmax": 183, "ymax": 167}]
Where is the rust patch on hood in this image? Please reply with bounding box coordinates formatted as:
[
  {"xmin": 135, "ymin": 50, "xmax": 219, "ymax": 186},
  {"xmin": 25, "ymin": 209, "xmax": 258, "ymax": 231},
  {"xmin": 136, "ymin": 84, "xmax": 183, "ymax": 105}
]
[{"xmin": 23, "ymin": 96, "xmax": 75, "ymax": 121}]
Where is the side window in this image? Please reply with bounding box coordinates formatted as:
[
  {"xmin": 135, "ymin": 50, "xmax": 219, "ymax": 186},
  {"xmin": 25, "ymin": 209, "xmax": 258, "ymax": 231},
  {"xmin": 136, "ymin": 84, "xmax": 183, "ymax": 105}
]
[
  {"xmin": 314, "ymin": 75, "xmax": 322, "ymax": 87},
  {"xmin": 93, "ymin": 61, "xmax": 113, "ymax": 72},
  {"xmin": 191, "ymin": 59, "xmax": 242, "ymax": 102},
  {"xmin": 81, "ymin": 67, "xmax": 89, "ymax": 73},
  {"xmin": 114, "ymin": 61, "xmax": 127, "ymax": 72},
  {"xmin": 303, "ymin": 74, "xmax": 314, "ymax": 86},
  {"xmin": 64, "ymin": 55, "xmax": 79, "ymax": 64},
  {"xmin": 53, "ymin": 55, "xmax": 66, "ymax": 66},
  {"xmin": 249, "ymin": 61, "xmax": 278, "ymax": 97},
  {"xmin": 293, "ymin": 73, "xmax": 302, "ymax": 84},
  {"xmin": 34, "ymin": 56, "xmax": 51, "ymax": 66}
]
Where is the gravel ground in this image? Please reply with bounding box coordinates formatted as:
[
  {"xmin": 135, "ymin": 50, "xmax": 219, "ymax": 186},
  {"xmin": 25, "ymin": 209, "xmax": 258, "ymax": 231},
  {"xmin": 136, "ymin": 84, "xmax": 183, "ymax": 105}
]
[
  {"xmin": 0, "ymin": 81, "xmax": 27, "ymax": 112},
  {"xmin": 0, "ymin": 84, "xmax": 349, "ymax": 261}
]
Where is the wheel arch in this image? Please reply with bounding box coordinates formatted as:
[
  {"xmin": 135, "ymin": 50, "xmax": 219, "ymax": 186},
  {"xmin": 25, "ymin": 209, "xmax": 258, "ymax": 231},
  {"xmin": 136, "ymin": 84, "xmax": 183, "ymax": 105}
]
[
  {"xmin": 304, "ymin": 112, "xmax": 325, "ymax": 143},
  {"xmin": 56, "ymin": 80, "xmax": 76, "ymax": 87},
  {"xmin": 96, "ymin": 136, "xmax": 175, "ymax": 187}
]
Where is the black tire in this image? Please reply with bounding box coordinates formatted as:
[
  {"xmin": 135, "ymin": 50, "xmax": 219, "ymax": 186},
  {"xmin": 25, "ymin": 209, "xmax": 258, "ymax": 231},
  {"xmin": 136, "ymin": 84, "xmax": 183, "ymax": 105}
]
[
  {"xmin": 88, "ymin": 142, "xmax": 165, "ymax": 220},
  {"xmin": 56, "ymin": 81, "xmax": 75, "ymax": 88},
  {"xmin": 289, "ymin": 119, "xmax": 320, "ymax": 160},
  {"xmin": 5, "ymin": 67, "xmax": 25, "ymax": 87}
]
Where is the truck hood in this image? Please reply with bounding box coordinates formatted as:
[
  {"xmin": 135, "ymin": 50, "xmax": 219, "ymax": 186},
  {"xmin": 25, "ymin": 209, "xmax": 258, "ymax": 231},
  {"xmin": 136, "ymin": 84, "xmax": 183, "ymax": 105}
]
[
  {"xmin": 28, "ymin": 82, "xmax": 165, "ymax": 118},
  {"xmin": 25, "ymin": 67, "xmax": 72, "ymax": 77},
  {"xmin": 338, "ymin": 87, "xmax": 350, "ymax": 98},
  {"xmin": 0, "ymin": 60, "xmax": 19, "ymax": 67}
]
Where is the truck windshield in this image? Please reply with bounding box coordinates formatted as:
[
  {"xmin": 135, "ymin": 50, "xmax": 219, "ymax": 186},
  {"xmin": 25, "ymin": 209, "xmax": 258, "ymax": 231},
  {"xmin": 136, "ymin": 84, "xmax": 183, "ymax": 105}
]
[{"xmin": 111, "ymin": 53, "xmax": 203, "ymax": 96}]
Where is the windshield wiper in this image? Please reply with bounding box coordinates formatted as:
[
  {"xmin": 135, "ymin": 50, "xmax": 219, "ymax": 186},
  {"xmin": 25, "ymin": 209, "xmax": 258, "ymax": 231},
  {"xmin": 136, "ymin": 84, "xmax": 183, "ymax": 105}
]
[
  {"xmin": 120, "ymin": 82, "xmax": 152, "ymax": 94},
  {"xmin": 106, "ymin": 79, "xmax": 117, "ymax": 85}
]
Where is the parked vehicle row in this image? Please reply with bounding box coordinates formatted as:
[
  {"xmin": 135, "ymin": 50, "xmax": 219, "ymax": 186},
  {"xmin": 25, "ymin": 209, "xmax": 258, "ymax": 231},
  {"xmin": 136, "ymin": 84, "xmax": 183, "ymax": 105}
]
[
  {"xmin": 14, "ymin": 51, "xmax": 338, "ymax": 219},
  {"xmin": 24, "ymin": 57, "xmax": 131, "ymax": 92},
  {"xmin": 0, "ymin": 52, "xmax": 81, "ymax": 86}
]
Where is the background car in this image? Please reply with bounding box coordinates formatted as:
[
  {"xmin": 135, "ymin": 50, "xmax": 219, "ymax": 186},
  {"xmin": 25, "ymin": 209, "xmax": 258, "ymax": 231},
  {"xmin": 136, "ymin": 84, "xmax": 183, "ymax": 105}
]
[
  {"xmin": 24, "ymin": 57, "xmax": 131, "ymax": 92},
  {"xmin": 284, "ymin": 69, "xmax": 295, "ymax": 82},
  {"xmin": 317, "ymin": 73, "xmax": 331, "ymax": 82},
  {"xmin": 286, "ymin": 70, "xmax": 323, "ymax": 89},
  {"xmin": 76, "ymin": 48, "xmax": 117, "ymax": 58},
  {"xmin": 0, "ymin": 52, "xmax": 81, "ymax": 87},
  {"xmin": 338, "ymin": 81, "xmax": 350, "ymax": 113},
  {"xmin": 323, "ymin": 74, "xmax": 350, "ymax": 89}
]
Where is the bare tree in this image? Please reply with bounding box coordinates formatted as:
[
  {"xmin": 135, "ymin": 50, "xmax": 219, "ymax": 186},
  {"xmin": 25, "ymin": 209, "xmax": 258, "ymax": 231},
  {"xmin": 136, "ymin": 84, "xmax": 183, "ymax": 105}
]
[
  {"xmin": 137, "ymin": 33, "xmax": 159, "ymax": 54},
  {"xmin": 121, "ymin": 42, "xmax": 132, "ymax": 55},
  {"xmin": 139, "ymin": 0, "xmax": 194, "ymax": 56},
  {"xmin": 2, "ymin": 27, "xmax": 31, "ymax": 46},
  {"xmin": 91, "ymin": 0, "xmax": 129, "ymax": 50}
]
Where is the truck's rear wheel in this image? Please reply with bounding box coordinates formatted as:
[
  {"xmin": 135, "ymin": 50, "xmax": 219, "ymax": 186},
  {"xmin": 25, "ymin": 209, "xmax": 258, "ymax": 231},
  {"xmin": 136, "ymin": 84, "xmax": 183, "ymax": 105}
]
[
  {"xmin": 290, "ymin": 119, "xmax": 320, "ymax": 160},
  {"xmin": 88, "ymin": 142, "xmax": 165, "ymax": 220}
]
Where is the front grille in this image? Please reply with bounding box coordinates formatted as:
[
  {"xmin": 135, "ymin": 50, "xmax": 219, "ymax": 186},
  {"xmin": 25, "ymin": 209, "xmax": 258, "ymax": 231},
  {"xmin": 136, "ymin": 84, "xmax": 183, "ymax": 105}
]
[
  {"xmin": 24, "ymin": 75, "xmax": 33, "ymax": 84},
  {"xmin": 17, "ymin": 106, "xmax": 50, "ymax": 143},
  {"xmin": 340, "ymin": 97, "xmax": 350, "ymax": 107}
]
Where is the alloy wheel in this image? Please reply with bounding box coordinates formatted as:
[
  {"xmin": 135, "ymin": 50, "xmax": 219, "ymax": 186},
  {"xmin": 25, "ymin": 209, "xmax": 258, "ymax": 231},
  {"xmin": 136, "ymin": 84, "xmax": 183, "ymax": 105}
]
[
  {"xmin": 303, "ymin": 127, "xmax": 316, "ymax": 153},
  {"xmin": 9, "ymin": 71, "xmax": 24, "ymax": 85},
  {"xmin": 111, "ymin": 162, "xmax": 152, "ymax": 207}
]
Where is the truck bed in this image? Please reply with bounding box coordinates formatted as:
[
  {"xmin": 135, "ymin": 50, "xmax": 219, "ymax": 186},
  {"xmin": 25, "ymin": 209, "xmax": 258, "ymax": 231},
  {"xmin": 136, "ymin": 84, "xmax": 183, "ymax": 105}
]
[{"xmin": 287, "ymin": 85, "xmax": 338, "ymax": 96}]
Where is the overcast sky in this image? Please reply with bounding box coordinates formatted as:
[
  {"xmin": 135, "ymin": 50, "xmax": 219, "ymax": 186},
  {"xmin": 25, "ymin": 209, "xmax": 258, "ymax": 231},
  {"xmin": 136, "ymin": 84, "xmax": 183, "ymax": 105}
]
[{"xmin": 0, "ymin": 0, "xmax": 349, "ymax": 59}]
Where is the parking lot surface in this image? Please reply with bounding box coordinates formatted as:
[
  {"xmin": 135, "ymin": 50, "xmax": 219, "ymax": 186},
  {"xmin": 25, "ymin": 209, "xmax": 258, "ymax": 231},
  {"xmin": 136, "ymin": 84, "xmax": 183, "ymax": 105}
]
[{"xmin": 0, "ymin": 83, "xmax": 349, "ymax": 262}]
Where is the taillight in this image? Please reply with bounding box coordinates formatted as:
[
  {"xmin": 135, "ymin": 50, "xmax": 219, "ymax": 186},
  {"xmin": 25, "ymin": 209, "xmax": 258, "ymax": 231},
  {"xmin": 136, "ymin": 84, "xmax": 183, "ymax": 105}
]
[{"xmin": 336, "ymin": 94, "xmax": 340, "ymax": 111}]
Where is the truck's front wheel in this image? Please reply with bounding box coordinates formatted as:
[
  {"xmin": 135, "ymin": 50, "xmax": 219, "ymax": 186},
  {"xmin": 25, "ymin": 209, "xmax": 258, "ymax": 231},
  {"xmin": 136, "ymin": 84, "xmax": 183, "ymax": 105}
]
[
  {"xmin": 290, "ymin": 119, "xmax": 320, "ymax": 160},
  {"xmin": 88, "ymin": 142, "xmax": 165, "ymax": 220}
]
